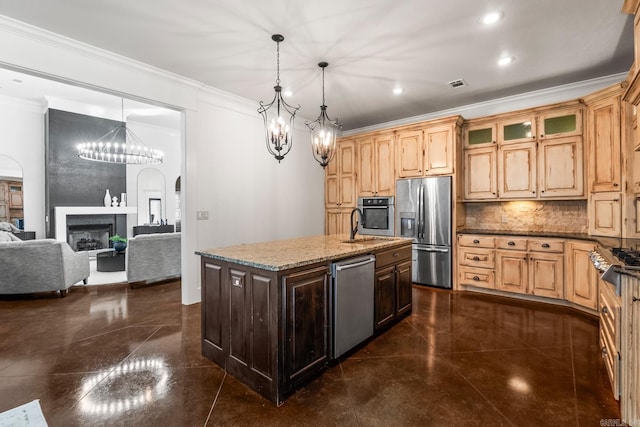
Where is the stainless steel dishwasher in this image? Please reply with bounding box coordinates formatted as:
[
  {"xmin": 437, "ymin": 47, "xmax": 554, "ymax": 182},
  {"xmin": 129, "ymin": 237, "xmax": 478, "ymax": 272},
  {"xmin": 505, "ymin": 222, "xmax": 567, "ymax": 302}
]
[{"xmin": 331, "ymin": 254, "xmax": 376, "ymax": 359}]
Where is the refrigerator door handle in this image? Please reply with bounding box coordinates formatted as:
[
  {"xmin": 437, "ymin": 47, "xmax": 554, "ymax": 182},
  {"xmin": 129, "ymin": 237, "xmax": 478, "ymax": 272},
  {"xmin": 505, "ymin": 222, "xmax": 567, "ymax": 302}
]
[
  {"xmin": 418, "ymin": 185, "xmax": 424, "ymax": 239},
  {"xmin": 414, "ymin": 246, "xmax": 449, "ymax": 253}
]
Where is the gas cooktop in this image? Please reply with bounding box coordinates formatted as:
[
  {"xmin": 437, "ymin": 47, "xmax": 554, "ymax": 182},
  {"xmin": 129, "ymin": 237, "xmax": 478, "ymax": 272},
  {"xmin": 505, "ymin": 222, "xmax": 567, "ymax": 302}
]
[{"xmin": 611, "ymin": 247, "xmax": 640, "ymax": 266}]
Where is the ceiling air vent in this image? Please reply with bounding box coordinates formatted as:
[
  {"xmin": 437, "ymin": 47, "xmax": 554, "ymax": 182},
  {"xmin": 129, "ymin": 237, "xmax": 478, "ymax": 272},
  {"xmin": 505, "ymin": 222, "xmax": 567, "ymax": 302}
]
[{"xmin": 447, "ymin": 79, "xmax": 467, "ymax": 88}]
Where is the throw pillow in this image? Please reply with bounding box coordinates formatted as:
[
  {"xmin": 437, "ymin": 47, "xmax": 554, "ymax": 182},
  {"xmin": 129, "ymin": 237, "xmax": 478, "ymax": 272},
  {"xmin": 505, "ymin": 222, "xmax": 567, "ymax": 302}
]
[
  {"xmin": 0, "ymin": 221, "xmax": 20, "ymax": 232},
  {"xmin": 0, "ymin": 231, "xmax": 21, "ymax": 242}
]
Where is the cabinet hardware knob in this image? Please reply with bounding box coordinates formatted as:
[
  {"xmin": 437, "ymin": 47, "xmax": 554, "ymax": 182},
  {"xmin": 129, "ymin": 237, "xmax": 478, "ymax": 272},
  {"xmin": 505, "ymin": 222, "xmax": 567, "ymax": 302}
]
[
  {"xmin": 532, "ymin": 191, "xmax": 535, "ymax": 194},
  {"xmin": 613, "ymin": 199, "xmax": 619, "ymax": 202},
  {"xmin": 473, "ymin": 239, "xmax": 480, "ymax": 244},
  {"xmin": 541, "ymin": 190, "xmax": 545, "ymax": 193},
  {"xmin": 633, "ymin": 297, "xmax": 640, "ymax": 303},
  {"xmin": 472, "ymin": 256, "xmax": 480, "ymax": 261},
  {"xmin": 602, "ymin": 306, "xmax": 608, "ymax": 314},
  {"xmin": 508, "ymin": 241, "xmax": 515, "ymax": 246},
  {"xmin": 393, "ymin": 253, "xmax": 399, "ymax": 257},
  {"xmin": 472, "ymin": 276, "xmax": 480, "ymax": 281},
  {"xmin": 613, "ymin": 183, "xmax": 619, "ymax": 187},
  {"xmin": 541, "ymin": 243, "xmax": 550, "ymax": 248},
  {"xmin": 540, "ymin": 134, "xmax": 544, "ymax": 138}
]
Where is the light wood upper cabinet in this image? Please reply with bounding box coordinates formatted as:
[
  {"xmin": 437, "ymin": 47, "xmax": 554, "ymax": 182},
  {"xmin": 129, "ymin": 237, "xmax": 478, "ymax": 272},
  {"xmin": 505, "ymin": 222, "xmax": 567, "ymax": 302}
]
[
  {"xmin": 589, "ymin": 192, "xmax": 622, "ymax": 237},
  {"xmin": 464, "ymin": 122, "xmax": 496, "ymax": 148},
  {"xmin": 325, "ymin": 208, "xmax": 353, "ymax": 235},
  {"xmin": 565, "ymin": 241, "xmax": 598, "ymax": 310},
  {"xmin": 357, "ymin": 133, "xmax": 394, "ymax": 196},
  {"xmin": 464, "ymin": 147, "xmax": 497, "ymax": 200},
  {"xmin": 538, "ymin": 108, "xmax": 583, "ymax": 140},
  {"xmin": 326, "ymin": 140, "xmax": 356, "ymax": 207},
  {"xmin": 498, "ymin": 142, "xmax": 537, "ymax": 199},
  {"xmin": 396, "ymin": 123, "xmax": 456, "ymax": 178},
  {"xmin": 424, "ymin": 124, "xmax": 454, "ymax": 175},
  {"xmin": 538, "ymin": 136, "xmax": 584, "ymax": 198},
  {"xmin": 588, "ymin": 95, "xmax": 621, "ymax": 192},
  {"xmin": 499, "ymin": 115, "xmax": 536, "ymax": 145},
  {"xmin": 396, "ymin": 129, "xmax": 423, "ymax": 178}
]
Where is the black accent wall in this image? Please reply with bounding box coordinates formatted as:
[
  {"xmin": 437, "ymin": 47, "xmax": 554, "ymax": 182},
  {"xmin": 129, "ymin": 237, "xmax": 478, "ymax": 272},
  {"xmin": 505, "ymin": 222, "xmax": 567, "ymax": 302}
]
[{"xmin": 45, "ymin": 109, "xmax": 127, "ymax": 237}]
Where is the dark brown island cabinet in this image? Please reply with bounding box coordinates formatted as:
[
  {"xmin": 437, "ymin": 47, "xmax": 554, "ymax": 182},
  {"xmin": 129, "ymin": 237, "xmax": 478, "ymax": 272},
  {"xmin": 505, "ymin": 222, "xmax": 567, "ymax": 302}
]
[{"xmin": 198, "ymin": 235, "xmax": 412, "ymax": 405}]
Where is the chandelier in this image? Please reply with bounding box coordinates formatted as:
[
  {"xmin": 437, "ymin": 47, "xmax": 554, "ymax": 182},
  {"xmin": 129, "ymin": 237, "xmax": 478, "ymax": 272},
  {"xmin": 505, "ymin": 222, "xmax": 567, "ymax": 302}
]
[
  {"xmin": 306, "ymin": 61, "xmax": 341, "ymax": 168},
  {"xmin": 258, "ymin": 34, "xmax": 300, "ymax": 162},
  {"xmin": 77, "ymin": 99, "xmax": 163, "ymax": 164}
]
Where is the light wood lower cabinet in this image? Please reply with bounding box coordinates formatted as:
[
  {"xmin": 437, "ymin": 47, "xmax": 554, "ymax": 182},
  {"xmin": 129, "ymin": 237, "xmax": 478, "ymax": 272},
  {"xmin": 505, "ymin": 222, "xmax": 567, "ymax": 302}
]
[
  {"xmin": 496, "ymin": 250, "xmax": 528, "ymax": 294},
  {"xmin": 599, "ymin": 279, "xmax": 621, "ymax": 400},
  {"xmin": 565, "ymin": 241, "xmax": 599, "ymax": 310}
]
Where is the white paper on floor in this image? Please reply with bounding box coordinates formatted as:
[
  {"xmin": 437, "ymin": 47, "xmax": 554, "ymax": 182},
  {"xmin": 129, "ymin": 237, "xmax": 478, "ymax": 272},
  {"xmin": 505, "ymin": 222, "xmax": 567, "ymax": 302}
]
[{"xmin": 0, "ymin": 400, "xmax": 48, "ymax": 427}]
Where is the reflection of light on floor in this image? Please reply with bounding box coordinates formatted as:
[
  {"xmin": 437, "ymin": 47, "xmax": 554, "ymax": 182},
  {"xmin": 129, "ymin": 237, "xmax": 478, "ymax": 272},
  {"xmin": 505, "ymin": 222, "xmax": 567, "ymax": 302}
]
[
  {"xmin": 89, "ymin": 296, "xmax": 128, "ymax": 323},
  {"xmin": 80, "ymin": 357, "xmax": 169, "ymax": 415},
  {"xmin": 508, "ymin": 376, "xmax": 531, "ymax": 394}
]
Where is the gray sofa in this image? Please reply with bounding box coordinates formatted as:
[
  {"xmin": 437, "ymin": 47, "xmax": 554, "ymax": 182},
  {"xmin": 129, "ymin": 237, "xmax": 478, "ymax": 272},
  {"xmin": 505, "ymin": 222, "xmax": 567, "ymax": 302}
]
[
  {"xmin": 0, "ymin": 239, "xmax": 90, "ymax": 297},
  {"xmin": 126, "ymin": 232, "xmax": 181, "ymax": 284}
]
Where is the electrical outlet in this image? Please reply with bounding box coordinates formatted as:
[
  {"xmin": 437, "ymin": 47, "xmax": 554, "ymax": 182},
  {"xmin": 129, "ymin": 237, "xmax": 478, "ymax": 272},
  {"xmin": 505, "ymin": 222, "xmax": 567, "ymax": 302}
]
[{"xmin": 196, "ymin": 211, "xmax": 209, "ymax": 220}]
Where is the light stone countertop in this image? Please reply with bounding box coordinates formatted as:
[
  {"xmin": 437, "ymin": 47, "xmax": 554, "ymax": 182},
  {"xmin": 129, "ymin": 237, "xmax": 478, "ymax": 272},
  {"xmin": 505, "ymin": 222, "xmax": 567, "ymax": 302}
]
[{"xmin": 196, "ymin": 235, "xmax": 412, "ymax": 271}]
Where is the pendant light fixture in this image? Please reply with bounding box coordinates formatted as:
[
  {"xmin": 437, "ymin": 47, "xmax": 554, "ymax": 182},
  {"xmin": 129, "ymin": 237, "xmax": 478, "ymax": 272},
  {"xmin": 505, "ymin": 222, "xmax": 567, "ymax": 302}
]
[
  {"xmin": 306, "ymin": 61, "xmax": 341, "ymax": 168},
  {"xmin": 258, "ymin": 34, "xmax": 300, "ymax": 162},
  {"xmin": 77, "ymin": 99, "xmax": 163, "ymax": 164}
]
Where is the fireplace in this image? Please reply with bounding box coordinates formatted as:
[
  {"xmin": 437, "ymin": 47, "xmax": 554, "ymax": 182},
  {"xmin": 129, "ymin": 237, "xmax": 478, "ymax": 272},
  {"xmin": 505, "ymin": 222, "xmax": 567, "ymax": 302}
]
[
  {"xmin": 64, "ymin": 213, "xmax": 127, "ymax": 252},
  {"xmin": 68, "ymin": 224, "xmax": 112, "ymax": 252}
]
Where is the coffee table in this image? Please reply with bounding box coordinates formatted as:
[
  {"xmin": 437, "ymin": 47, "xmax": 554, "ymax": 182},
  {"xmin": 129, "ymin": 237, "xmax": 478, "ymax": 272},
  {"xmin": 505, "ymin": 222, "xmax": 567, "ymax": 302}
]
[{"xmin": 96, "ymin": 250, "xmax": 126, "ymax": 272}]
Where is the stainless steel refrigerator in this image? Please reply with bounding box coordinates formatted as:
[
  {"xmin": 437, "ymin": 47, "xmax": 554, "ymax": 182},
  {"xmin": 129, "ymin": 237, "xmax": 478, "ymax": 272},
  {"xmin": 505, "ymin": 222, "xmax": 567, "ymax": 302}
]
[{"xmin": 395, "ymin": 176, "xmax": 452, "ymax": 289}]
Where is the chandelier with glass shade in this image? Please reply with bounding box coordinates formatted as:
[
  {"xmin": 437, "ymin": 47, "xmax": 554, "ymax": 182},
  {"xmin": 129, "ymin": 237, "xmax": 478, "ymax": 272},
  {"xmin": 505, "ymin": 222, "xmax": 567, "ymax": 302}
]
[
  {"xmin": 258, "ymin": 34, "xmax": 300, "ymax": 163},
  {"xmin": 306, "ymin": 61, "xmax": 341, "ymax": 168},
  {"xmin": 77, "ymin": 99, "xmax": 163, "ymax": 165}
]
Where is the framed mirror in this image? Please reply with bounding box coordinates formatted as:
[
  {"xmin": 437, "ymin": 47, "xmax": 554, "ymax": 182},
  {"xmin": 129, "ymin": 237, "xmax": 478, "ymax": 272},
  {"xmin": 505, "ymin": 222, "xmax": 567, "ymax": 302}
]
[{"xmin": 149, "ymin": 198, "xmax": 162, "ymax": 224}]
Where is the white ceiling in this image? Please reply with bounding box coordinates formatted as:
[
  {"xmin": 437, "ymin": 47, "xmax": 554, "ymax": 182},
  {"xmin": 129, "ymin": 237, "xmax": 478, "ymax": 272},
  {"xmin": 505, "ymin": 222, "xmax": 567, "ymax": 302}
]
[{"xmin": 0, "ymin": 0, "xmax": 634, "ymax": 130}]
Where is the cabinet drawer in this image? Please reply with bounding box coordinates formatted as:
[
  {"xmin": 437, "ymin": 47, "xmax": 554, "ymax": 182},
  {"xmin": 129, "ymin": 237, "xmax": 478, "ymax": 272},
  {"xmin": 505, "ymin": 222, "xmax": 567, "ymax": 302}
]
[
  {"xmin": 527, "ymin": 239, "xmax": 564, "ymax": 253},
  {"xmin": 458, "ymin": 247, "xmax": 495, "ymax": 268},
  {"xmin": 495, "ymin": 237, "xmax": 527, "ymax": 250},
  {"xmin": 375, "ymin": 245, "xmax": 411, "ymax": 269},
  {"xmin": 600, "ymin": 282, "xmax": 621, "ymax": 350},
  {"xmin": 459, "ymin": 266, "xmax": 494, "ymax": 289},
  {"xmin": 457, "ymin": 234, "xmax": 495, "ymax": 248}
]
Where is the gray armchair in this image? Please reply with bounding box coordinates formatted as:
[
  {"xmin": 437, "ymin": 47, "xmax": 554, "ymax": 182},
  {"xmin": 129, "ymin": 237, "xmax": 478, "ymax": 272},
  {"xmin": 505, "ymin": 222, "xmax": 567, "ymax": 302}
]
[
  {"xmin": 126, "ymin": 232, "xmax": 181, "ymax": 284},
  {"xmin": 0, "ymin": 239, "xmax": 90, "ymax": 297}
]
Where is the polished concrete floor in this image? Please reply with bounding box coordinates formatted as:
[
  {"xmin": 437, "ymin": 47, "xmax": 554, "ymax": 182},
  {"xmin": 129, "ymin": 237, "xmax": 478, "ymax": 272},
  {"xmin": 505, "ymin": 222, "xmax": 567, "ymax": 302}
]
[{"xmin": 0, "ymin": 281, "xmax": 620, "ymax": 426}]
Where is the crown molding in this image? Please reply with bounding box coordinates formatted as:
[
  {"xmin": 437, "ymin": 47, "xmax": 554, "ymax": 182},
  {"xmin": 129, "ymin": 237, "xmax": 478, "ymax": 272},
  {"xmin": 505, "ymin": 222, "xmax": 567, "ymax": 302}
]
[
  {"xmin": 342, "ymin": 73, "xmax": 628, "ymax": 136},
  {"xmin": 0, "ymin": 93, "xmax": 46, "ymax": 113}
]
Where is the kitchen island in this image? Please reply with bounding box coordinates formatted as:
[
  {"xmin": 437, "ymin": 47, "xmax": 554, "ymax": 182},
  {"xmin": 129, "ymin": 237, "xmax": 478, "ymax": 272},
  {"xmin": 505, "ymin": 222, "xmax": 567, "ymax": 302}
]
[{"xmin": 197, "ymin": 235, "xmax": 412, "ymax": 404}]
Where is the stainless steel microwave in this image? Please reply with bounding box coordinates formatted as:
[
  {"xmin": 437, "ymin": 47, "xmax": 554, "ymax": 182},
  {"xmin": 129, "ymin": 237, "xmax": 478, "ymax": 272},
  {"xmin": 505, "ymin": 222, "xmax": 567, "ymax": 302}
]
[{"xmin": 357, "ymin": 196, "xmax": 395, "ymax": 237}]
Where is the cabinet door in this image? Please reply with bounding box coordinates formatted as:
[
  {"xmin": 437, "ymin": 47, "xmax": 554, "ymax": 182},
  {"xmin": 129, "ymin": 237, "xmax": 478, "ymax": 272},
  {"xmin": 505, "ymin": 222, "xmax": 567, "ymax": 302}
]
[
  {"xmin": 538, "ymin": 108, "xmax": 583, "ymax": 140},
  {"xmin": 498, "ymin": 142, "xmax": 537, "ymax": 199},
  {"xmin": 565, "ymin": 241, "xmax": 598, "ymax": 310},
  {"xmin": 339, "ymin": 141, "xmax": 357, "ymax": 206},
  {"xmin": 325, "ymin": 209, "xmax": 340, "ymax": 235},
  {"xmin": 538, "ymin": 136, "xmax": 584, "ymax": 198},
  {"xmin": 395, "ymin": 260, "xmax": 412, "ymax": 317},
  {"xmin": 528, "ymin": 252, "xmax": 564, "ymax": 299},
  {"xmin": 496, "ymin": 250, "xmax": 528, "ymax": 294},
  {"xmin": 499, "ymin": 115, "xmax": 536, "ymax": 144},
  {"xmin": 357, "ymin": 136, "xmax": 375, "ymax": 196},
  {"xmin": 589, "ymin": 96, "xmax": 621, "ymax": 192},
  {"xmin": 374, "ymin": 265, "xmax": 396, "ymax": 331},
  {"xmin": 375, "ymin": 133, "xmax": 395, "ymax": 195},
  {"xmin": 396, "ymin": 130, "xmax": 424, "ymax": 178},
  {"xmin": 201, "ymin": 261, "xmax": 225, "ymax": 366},
  {"xmin": 0, "ymin": 183, "xmax": 7, "ymax": 223},
  {"xmin": 9, "ymin": 192, "xmax": 23, "ymax": 208},
  {"xmin": 589, "ymin": 192, "xmax": 622, "ymax": 237},
  {"xmin": 284, "ymin": 266, "xmax": 330, "ymax": 387},
  {"xmin": 464, "ymin": 147, "xmax": 497, "ymax": 200},
  {"xmin": 424, "ymin": 124, "xmax": 454, "ymax": 175},
  {"xmin": 325, "ymin": 147, "xmax": 339, "ymax": 207},
  {"xmin": 464, "ymin": 122, "xmax": 496, "ymax": 148}
]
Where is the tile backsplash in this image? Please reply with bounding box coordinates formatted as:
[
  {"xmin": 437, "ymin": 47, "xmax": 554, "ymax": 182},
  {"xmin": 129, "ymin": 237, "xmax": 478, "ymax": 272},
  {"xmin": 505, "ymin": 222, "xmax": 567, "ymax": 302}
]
[{"xmin": 464, "ymin": 200, "xmax": 588, "ymax": 233}]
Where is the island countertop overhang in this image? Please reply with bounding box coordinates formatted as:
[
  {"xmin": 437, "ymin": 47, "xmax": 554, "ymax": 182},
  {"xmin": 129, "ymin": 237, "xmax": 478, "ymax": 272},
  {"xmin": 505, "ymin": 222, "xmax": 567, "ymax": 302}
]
[{"xmin": 196, "ymin": 234, "xmax": 413, "ymax": 271}]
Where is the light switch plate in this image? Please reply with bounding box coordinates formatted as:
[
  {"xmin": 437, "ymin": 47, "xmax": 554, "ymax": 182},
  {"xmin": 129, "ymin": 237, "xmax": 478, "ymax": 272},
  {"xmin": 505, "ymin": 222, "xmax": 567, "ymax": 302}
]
[{"xmin": 196, "ymin": 211, "xmax": 209, "ymax": 220}]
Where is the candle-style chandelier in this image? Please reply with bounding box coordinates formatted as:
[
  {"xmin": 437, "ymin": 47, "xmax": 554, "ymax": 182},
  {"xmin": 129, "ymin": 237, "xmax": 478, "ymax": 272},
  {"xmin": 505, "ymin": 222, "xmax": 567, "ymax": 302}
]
[
  {"xmin": 258, "ymin": 34, "xmax": 300, "ymax": 163},
  {"xmin": 305, "ymin": 61, "xmax": 341, "ymax": 168},
  {"xmin": 77, "ymin": 99, "xmax": 163, "ymax": 165}
]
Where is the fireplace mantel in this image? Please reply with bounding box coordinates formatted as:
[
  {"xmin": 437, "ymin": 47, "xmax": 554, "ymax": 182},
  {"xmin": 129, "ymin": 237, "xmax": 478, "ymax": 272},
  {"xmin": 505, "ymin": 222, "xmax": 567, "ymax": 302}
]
[{"xmin": 54, "ymin": 206, "xmax": 137, "ymax": 242}]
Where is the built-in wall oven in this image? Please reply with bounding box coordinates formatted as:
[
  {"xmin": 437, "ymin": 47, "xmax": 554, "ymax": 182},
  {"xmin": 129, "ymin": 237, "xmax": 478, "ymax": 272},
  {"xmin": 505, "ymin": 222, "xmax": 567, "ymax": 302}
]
[{"xmin": 357, "ymin": 196, "xmax": 394, "ymax": 237}]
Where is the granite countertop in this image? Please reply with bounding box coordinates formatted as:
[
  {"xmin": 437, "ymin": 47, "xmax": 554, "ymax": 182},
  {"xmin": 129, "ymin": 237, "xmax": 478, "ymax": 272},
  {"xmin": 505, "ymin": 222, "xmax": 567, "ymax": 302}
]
[{"xmin": 196, "ymin": 235, "xmax": 412, "ymax": 271}]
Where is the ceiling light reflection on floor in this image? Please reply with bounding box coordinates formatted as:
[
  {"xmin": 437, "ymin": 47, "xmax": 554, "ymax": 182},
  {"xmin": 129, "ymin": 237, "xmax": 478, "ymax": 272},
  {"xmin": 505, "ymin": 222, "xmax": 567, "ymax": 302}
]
[
  {"xmin": 79, "ymin": 357, "xmax": 169, "ymax": 415},
  {"xmin": 508, "ymin": 376, "xmax": 531, "ymax": 393}
]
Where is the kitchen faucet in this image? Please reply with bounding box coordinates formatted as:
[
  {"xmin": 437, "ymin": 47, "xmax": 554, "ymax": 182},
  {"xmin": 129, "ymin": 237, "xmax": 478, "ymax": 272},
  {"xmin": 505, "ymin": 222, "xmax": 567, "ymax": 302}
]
[{"xmin": 350, "ymin": 208, "xmax": 363, "ymax": 240}]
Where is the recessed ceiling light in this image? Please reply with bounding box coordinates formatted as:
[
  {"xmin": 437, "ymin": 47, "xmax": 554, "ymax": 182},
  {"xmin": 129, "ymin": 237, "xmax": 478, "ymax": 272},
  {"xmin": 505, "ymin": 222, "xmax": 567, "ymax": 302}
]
[
  {"xmin": 11, "ymin": 78, "xmax": 23, "ymax": 84},
  {"xmin": 481, "ymin": 11, "xmax": 503, "ymax": 25},
  {"xmin": 283, "ymin": 89, "xmax": 293, "ymax": 97},
  {"xmin": 393, "ymin": 87, "xmax": 404, "ymax": 95},
  {"xmin": 498, "ymin": 56, "xmax": 515, "ymax": 66}
]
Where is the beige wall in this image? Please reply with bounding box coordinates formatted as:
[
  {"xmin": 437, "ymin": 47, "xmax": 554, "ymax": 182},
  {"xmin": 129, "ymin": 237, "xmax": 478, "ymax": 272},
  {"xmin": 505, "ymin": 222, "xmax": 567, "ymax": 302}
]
[{"xmin": 464, "ymin": 200, "xmax": 588, "ymax": 234}]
